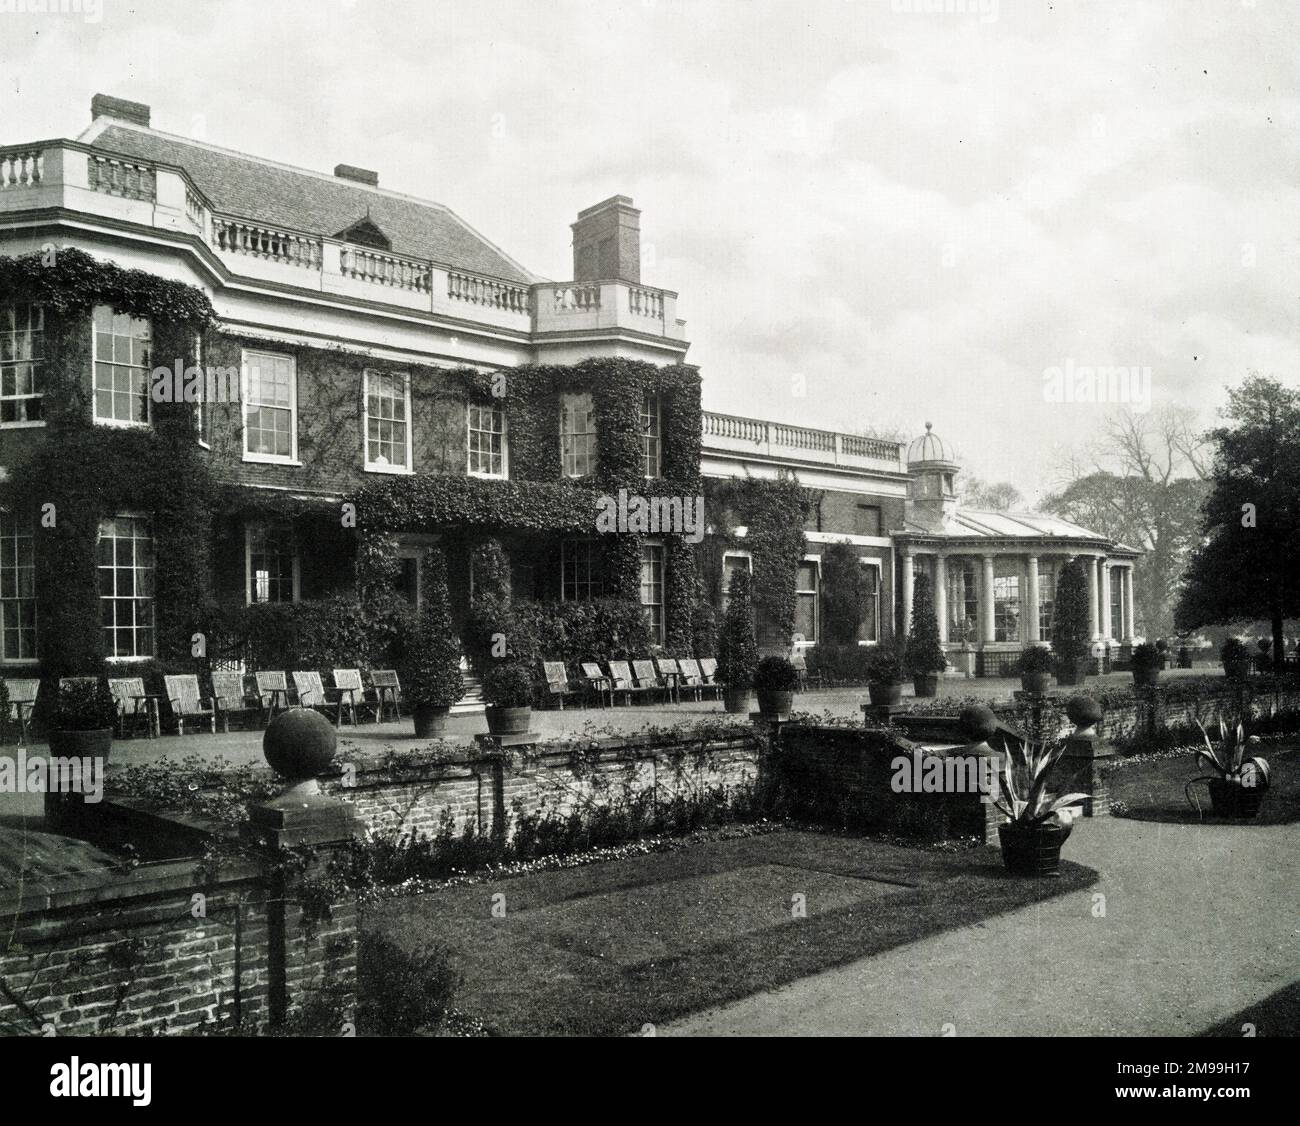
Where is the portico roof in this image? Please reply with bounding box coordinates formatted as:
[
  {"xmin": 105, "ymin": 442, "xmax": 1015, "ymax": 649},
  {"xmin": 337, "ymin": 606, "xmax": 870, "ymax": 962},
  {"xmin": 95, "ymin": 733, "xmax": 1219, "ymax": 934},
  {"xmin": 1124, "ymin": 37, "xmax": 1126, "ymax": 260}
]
[{"xmin": 895, "ymin": 507, "xmax": 1141, "ymax": 556}]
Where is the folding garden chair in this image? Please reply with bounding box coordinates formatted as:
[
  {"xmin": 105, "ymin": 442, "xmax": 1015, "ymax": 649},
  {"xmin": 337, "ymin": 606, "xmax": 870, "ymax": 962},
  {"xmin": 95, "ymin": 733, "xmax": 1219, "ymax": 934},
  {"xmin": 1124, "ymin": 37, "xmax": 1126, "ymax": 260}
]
[
  {"xmin": 607, "ymin": 661, "xmax": 656, "ymax": 706},
  {"xmin": 5, "ymin": 678, "xmax": 39, "ymax": 744},
  {"xmin": 108, "ymin": 676, "xmax": 159, "ymax": 738},
  {"xmin": 291, "ymin": 671, "xmax": 351, "ymax": 726},
  {"xmin": 332, "ymin": 669, "xmax": 378, "ymax": 723},
  {"xmin": 676, "ymin": 658, "xmax": 712, "ymax": 702},
  {"xmin": 211, "ymin": 671, "xmax": 263, "ymax": 732},
  {"xmin": 368, "ymin": 670, "xmax": 403, "ymax": 721},
  {"xmin": 580, "ymin": 662, "xmax": 614, "ymax": 708},
  {"xmin": 632, "ymin": 660, "xmax": 669, "ymax": 704},
  {"xmin": 539, "ymin": 661, "xmax": 581, "ymax": 710},
  {"xmin": 162, "ymin": 674, "xmax": 218, "ymax": 735},
  {"xmin": 655, "ymin": 657, "xmax": 684, "ymax": 703},
  {"xmin": 254, "ymin": 671, "xmax": 292, "ymax": 718},
  {"xmin": 699, "ymin": 658, "xmax": 722, "ymax": 698}
]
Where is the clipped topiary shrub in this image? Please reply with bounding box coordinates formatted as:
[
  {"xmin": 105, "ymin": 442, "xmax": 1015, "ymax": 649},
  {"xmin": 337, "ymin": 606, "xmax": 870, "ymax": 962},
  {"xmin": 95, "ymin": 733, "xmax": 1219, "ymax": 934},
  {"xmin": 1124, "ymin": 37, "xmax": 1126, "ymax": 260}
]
[{"xmin": 716, "ymin": 569, "xmax": 759, "ymax": 689}]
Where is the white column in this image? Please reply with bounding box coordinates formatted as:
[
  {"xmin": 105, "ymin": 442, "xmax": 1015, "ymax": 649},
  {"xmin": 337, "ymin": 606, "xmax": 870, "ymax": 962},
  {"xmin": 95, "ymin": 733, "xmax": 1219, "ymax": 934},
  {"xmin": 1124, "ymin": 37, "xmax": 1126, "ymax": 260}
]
[
  {"xmin": 1124, "ymin": 565, "xmax": 1136, "ymax": 642},
  {"xmin": 981, "ymin": 554, "xmax": 996, "ymax": 644},
  {"xmin": 901, "ymin": 551, "xmax": 914, "ymax": 637},
  {"xmin": 935, "ymin": 553, "xmax": 949, "ymax": 644},
  {"xmin": 1100, "ymin": 561, "xmax": 1113, "ymax": 640},
  {"xmin": 1026, "ymin": 555, "xmax": 1040, "ymax": 643},
  {"xmin": 1087, "ymin": 555, "xmax": 1100, "ymax": 639}
]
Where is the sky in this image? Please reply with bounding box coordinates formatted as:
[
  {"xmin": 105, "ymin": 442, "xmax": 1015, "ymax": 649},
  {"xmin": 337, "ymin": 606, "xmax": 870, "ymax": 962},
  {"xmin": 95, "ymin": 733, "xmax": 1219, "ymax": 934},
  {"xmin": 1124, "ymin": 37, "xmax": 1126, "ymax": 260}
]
[{"xmin": 1, "ymin": 0, "xmax": 1297, "ymax": 506}]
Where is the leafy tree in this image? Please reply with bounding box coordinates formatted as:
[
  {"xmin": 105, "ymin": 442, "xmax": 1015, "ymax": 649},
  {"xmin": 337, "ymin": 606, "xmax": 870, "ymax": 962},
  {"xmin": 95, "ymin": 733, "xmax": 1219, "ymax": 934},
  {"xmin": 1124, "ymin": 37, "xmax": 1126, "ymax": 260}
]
[
  {"xmin": 820, "ymin": 541, "xmax": 871, "ymax": 643},
  {"xmin": 1045, "ymin": 406, "xmax": 1208, "ymax": 637},
  {"xmin": 1174, "ymin": 376, "xmax": 1300, "ymax": 668},
  {"xmin": 905, "ymin": 571, "xmax": 946, "ymax": 674},
  {"xmin": 1053, "ymin": 557, "xmax": 1091, "ymax": 672},
  {"xmin": 716, "ymin": 569, "xmax": 759, "ymax": 689}
]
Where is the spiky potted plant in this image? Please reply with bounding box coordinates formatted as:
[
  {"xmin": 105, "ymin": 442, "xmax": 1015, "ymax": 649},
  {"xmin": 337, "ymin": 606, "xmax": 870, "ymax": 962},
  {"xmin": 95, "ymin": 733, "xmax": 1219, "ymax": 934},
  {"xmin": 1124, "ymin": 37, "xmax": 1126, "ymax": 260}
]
[
  {"xmin": 990, "ymin": 736, "xmax": 1089, "ymax": 877},
  {"xmin": 1014, "ymin": 644, "xmax": 1054, "ymax": 696},
  {"xmin": 753, "ymin": 655, "xmax": 798, "ymax": 719},
  {"xmin": 1130, "ymin": 641, "xmax": 1161, "ymax": 688},
  {"xmin": 482, "ymin": 661, "xmax": 535, "ymax": 740},
  {"xmin": 1187, "ymin": 718, "xmax": 1271, "ymax": 819}
]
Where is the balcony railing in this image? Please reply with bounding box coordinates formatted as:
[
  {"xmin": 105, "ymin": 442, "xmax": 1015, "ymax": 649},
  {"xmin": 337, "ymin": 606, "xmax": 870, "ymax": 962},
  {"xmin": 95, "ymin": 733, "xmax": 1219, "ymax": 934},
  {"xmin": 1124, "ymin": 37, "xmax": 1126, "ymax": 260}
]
[
  {"xmin": 0, "ymin": 140, "xmax": 685, "ymax": 344},
  {"xmin": 702, "ymin": 410, "xmax": 905, "ymax": 472}
]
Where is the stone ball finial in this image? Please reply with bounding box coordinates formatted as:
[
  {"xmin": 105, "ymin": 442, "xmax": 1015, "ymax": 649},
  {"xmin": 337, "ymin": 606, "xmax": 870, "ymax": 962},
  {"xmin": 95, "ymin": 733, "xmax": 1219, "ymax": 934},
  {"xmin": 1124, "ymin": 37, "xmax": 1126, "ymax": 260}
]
[
  {"xmin": 958, "ymin": 704, "xmax": 998, "ymax": 744},
  {"xmin": 263, "ymin": 707, "xmax": 338, "ymax": 781},
  {"xmin": 1066, "ymin": 694, "xmax": 1103, "ymax": 732},
  {"xmin": 925, "ymin": 421, "xmax": 933, "ymax": 431}
]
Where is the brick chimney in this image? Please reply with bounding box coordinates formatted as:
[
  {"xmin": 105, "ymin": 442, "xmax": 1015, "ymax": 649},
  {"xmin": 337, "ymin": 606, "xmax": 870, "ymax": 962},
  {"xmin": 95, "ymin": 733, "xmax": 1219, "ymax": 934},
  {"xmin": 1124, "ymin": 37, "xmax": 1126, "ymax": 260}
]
[
  {"xmin": 334, "ymin": 164, "xmax": 379, "ymax": 187},
  {"xmin": 91, "ymin": 94, "xmax": 151, "ymax": 128},
  {"xmin": 571, "ymin": 196, "xmax": 640, "ymax": 283}
]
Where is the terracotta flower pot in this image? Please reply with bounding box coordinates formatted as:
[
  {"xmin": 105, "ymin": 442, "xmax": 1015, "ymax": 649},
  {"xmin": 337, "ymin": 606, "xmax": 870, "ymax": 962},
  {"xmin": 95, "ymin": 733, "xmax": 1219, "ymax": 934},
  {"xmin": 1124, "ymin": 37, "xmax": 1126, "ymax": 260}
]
[
  {"xmin": 912, "ymin": 673, "xmax": 938, "ymax": 698},
  {"xmin": 485, "ymin": 705, "xmax": 531, "ymax": 738},
  {"xmin": 1055, "ymin": 660, "xmax": 1084, "ymax": 687},
  {"xmin": 1207, "ymin": 779, "xmax": 1266, "ymax": 819},
  {"xmin": 868, "ymin": 682, "xmax": 903, "ymax": 706},
  {"xmin": 1020, "ymin": 671, "xmax": 1050, "ymax": 696},
  {"xmin": 722, "ymin": 688, "xmax": 752, "ymax": 714},
  {"xmin": 47, "ymin": 728, "xmax": 113, "ymax": 765},
  {"xmin": 1132, "ymin": 668, "xmax": 1160, "ymax": 688},
  {"xmin": 998, "ymin": 821, "xmax": 1072, "ymax": 877},
  {"xmin": 412, "ymin": 704, "xmax": 450, "ymax": 738}
]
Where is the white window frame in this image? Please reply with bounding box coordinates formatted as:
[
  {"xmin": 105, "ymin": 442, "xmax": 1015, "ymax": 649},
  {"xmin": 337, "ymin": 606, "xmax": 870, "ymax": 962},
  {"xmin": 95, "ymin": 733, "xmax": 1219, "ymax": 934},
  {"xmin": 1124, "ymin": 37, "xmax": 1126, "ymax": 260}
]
[
  {"xmin": 241, "ymin": 349, "xmax": 300, "ymax": 465},
  {"xmin": 244, "ymin": 522, "xmax": 301, "ymax": 605},
  {"xmin": 857, "ymin": 558, "xmax": 883, "ymax": 646},
  {"xmin": 98, "ymin": 511, "xmax": 155, "ymax": 661},
  {"xmin": 793, "ymin": 554, "xmax": 820, "ymax": 647},
  {"xmin": 0, "ymin": 509, "xmax": 37, "ymax": 663},
  {"xmin": 720, "ymin": 550, "xmax": 753, "ymax": 613},
  {"xmin": 641, "ymin": 393, "xmax": 662, "ymax": 478},
  {"xmin": 640, "ymin": 539, "xmax": 666, "ymax": 645},
  {"xmin": 0, "ymin": 303, "xmax": 46, "ymax": 429},
  {"xmin": 363, "ymin": 368, "xmax": 413, "ymax": 474},
  {"xmin": 92, "ymin": 305, "xmax": 153, "ymax": 430},
  {"xmin": 467, "ymin": 401, "xmax": 508, "ymax": 479},
  {"xmin": 193, "ymin": 332, "xmax": 211, "ymax": 449},
  {"xmin": 559, "ymin": 391, "xmax": 597, "ymax": 478}
]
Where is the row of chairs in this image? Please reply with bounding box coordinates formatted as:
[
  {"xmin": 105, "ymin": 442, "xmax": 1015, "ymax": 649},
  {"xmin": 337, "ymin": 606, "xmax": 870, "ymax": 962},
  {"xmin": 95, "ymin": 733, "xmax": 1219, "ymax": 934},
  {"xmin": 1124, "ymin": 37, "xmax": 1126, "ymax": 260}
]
[
  {"xmin": 2, "ymin": 670, "xmax": 407, "ymax": 742},
  {"xmin": 541, "ymin": 657, "xmax": 722, "ymax": 709}
]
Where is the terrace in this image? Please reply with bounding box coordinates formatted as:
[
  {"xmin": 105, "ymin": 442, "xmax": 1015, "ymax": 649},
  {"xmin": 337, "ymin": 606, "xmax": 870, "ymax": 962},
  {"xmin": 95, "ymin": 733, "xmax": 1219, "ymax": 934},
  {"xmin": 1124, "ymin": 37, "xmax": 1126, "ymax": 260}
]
[{"xmin": 0, "ymin": 140, "xmax": 684, "ymax": 341}]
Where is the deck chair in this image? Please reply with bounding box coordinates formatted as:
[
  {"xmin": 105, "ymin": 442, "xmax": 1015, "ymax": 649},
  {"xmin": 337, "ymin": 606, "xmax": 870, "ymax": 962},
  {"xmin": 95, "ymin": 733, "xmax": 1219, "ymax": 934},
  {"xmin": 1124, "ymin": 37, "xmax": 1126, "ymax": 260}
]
[
  {"xmin": 790, "ymin": 648, "xmax": 824, "ymax": 691},
  {"xmin": 211, "ymin": 671, "xmax": 263, "ymax": 732},
  {"xmin": 5, "ymin": 678, "xmax": 39, "ymax": 744},
  {"xmin": 607, "ymin": 660, "xmax": 656, "ymax": 706},
  {"xmin": 162, "ymin": 674, "xmax": 218, "ymax": 735},
  {"xmin": 677, "ymin": 658, "xmax": 716, "ymax": 702},
  {"xmin": 332, "ymin": 669, "xmax": 378, "ymax": 723},
  {"xmin": 254, "ymin": 671, "xmax": 291, "ymax": 717},
  {"xmin": 539, "ymin": 661, "xmax": 580, "ymax": 710},
  {"xmin": 108, "ymin": 677, "xmax": 155, "ymax": 738},
  {"xmin": 368, "ymin": 670, "xmax": 403, "ymax": 721},
  {"xmin": 699, "ymin": 658, "xmax": 721, "ymax": 697},
  {"xmin": 580, "ymin": 662, "xmax": 613, "ymax": 708},
  {"xmin": 292, "ymin": 671, "xmax": 351, "ymax": 726},
  {"xmin": 656, "ymin": 657, "xmax": 684, "ymax": 703},
  {"xmin": 632, "ymin": 660, "xmax": 668, "ymax": 704}
]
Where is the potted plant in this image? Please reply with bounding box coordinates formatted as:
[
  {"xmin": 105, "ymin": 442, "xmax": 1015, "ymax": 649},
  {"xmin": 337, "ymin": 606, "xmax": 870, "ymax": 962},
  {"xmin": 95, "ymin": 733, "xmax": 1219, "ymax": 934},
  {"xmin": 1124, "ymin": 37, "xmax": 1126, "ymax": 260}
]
[
  {"xmin": 1014, "ymin": 645, "xmax": 1054, "ymax": 696},
  {"xmin": 1221, "ymin": 637, "xmax": 1251, "ymax": 680},
  {"xmin": 1052, "ymin": 558, "xmax": 1090, "ymax": 686},
  {"xmin": 990, "ymin": 736, "xmax": 1089, "ymax": 877},
  {"xmin": 1130, "ymin": 641, "xmax": 1161, "ymax": 687},
  {"xmin": 482, "ymin": 662, "xmax": 534, "ymax": 739},
  {"xmin": 716, "ymin": 570, "xmax": 759, "ymax": 714},
  {"xmin": 905, "ymin": 572, "xmax": 946, "ymax": 698},
  {"xmin": 47, "ymin": 678, "xmax": 117, "ymax": 761},
  {"xmin": 865, "ymin": 645, "xmax": 904, "ymax": 705},
  {"xmin": 753, "ymin": 655, "xmax": 798, "ymax": 718},
  {"xmin": 401, "ymin": 548, "xmax": 464, "ymax": 738},
  {"xmin": 1188, "ymin": 718, "xmax": 1271, "ymax": 819}
]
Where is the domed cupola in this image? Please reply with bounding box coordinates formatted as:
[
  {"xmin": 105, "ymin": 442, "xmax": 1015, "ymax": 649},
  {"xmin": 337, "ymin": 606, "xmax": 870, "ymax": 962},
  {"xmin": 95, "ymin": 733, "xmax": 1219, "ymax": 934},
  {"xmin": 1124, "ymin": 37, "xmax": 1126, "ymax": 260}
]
[{"xmin": 905, "ymin": 422, "xmax": 962, "ymax": 529}]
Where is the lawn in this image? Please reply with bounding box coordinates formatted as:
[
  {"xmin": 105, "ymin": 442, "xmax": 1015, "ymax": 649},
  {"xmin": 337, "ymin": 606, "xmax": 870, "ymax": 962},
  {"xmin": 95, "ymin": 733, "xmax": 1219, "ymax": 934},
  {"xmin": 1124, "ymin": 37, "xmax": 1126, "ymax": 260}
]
[
  {"xmin": 1105, "ymin": 742, "xmax": 1300, "ymax": 826},
  {"xmin": 369, "ymin": 828, "xmax": 1097, "ymax": 1036}
]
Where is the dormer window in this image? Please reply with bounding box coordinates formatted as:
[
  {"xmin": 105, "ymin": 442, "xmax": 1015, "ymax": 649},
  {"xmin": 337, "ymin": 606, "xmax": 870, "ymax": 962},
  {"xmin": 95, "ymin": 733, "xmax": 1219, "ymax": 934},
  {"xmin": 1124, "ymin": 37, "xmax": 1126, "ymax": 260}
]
[{"xmin": 334, "ymin": 215, "xmax": 390, "ymax": 251}]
